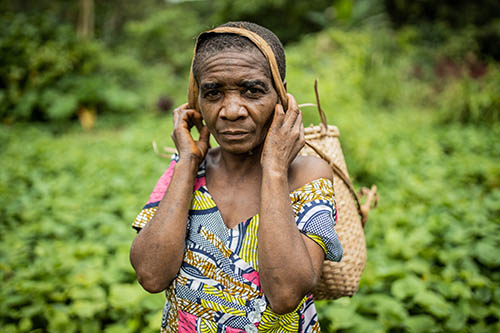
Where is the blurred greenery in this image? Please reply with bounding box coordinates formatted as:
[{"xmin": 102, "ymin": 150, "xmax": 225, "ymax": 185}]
[{"xmin": 1, "ymin": 0, "xmax": 499, "ymax": 332}]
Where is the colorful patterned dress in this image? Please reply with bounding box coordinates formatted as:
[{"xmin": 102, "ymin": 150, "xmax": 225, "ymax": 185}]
[{"xmin": 133, "ymin": 155, "xmax": 343, "ymax": 332}]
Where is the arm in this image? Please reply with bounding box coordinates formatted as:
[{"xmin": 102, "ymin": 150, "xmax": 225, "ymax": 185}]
[
  {"xmin": 129, "ymin": 104, "xmax": 209, "ymax": 293},
  {"xmin": 258, "ymin": 94, "xmax": 332, "ymax": 314}
]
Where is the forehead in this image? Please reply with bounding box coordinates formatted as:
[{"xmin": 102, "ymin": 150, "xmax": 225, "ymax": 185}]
[{"xmin": 196, "ymin": 49, "xmax": 272, "ymax": 83}]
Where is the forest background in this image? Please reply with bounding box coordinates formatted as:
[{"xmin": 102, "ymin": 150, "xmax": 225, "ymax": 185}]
[{"xmin": 1, "ymin": 0, "xmax": 499, "ymax": 332}]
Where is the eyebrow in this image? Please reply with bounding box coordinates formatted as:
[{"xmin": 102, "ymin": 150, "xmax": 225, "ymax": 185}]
[
  {"xmin": 200, "ymin": 80, "xmax": 269, "ymax": 91},
  {"xmin": 200, "ymin": 82, "xmax": 222, "ymax": 91},
  {"xmin": 240, "ymin": 80, "xmax": 269, "ymax": 90}
]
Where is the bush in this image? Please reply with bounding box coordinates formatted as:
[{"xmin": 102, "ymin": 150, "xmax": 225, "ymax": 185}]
[
  {"xmin": 0, "ymin": 14, "xmax": 145, "ymax": 123},
  {"xmin": 437, "ymin": 66, "xmax": 500, "ymax": 124},
  {"xmin": 123, "ymin": 6, "xmax": 204, "ymax": 76}
]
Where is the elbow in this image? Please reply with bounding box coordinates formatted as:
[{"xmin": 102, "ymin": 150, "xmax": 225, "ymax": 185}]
[
  {"xmin": 130, "ymin": 256, "xmax": 172, "ymax": 293},
  {"xmin": 136, "ymin": 270, "xmax": 171, "ymax": 293},
  {"xmin": 268, "ymin": 284, "xmax": 315, "ymax": 315},
  {"xmin": 129, "ymin": 241, "xmax": 173, "ymax": 293},
  {"xmin": 267, "ymin": 275, "xmax": 318, "ymax": 315},
  {"xmin": 268, "ymin": 291, "xmax": 305, "ymax": 315}
]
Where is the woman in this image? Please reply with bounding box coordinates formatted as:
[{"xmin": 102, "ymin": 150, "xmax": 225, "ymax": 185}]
[{"xmin": 130, "ymin": 21, "xmax": 343, "ymax": 332}]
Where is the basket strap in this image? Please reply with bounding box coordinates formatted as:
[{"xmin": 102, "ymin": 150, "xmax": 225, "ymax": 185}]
[
  {"xmin": 359, "ymin": 185, "xmax": 378, "ymax": 226},
  {"xmin": 188, "ymin": 26, "xmax": 288, "ymax": 112},
  {"xmin": 304, "ymin": 140, "xmax": 362, "ymax": 212},
  {"xmin": 314, "ymin": 80, "xmax": 328, "ymax": 129},
  {"xmin": 307, "ymin": 82, "xmax": 379, "ymax": 226}
]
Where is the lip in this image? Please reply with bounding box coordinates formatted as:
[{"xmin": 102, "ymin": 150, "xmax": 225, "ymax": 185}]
[{"xmin": 219, "ymin": 130, "xmax": 250, "ymax": 139}]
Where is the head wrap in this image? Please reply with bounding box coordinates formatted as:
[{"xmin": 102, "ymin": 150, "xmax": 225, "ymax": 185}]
[{"xmin": 188, "ymin": 26, "xmax": 288, "ymax": 112}]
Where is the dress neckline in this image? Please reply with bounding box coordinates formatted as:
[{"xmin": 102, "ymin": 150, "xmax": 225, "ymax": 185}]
[{"xmin": 195, "ymin": 159, "xmax": 331, "ymax": 231}]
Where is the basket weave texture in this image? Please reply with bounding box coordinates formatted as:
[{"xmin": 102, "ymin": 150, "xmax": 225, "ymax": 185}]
[{"xmin": 300, "ymin": 125, "xmax": 367, "ymax": 300}]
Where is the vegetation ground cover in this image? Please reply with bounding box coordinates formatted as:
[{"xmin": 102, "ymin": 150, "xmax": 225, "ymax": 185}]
[{"xmin": 1, "ymin": 23, "xmax": 499, "ymax": 333}]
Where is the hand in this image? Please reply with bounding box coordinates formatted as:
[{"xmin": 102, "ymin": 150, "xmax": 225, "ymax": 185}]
[
  {"xmin": 261, "ymin": 94, "xmax": 305, "ymax": 173},
  {"xmin": 171, "ymin": 104, "xmax": 210, "ymax": 164}
]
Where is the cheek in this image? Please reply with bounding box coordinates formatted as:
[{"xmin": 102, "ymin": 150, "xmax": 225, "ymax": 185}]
[{"xmin": 199, "ymin": 105, "xmax": 215, "ymax": 126}]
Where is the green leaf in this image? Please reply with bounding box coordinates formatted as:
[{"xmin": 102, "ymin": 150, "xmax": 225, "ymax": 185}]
[
  {"xmin": 391, "ymin": 275, "xmax": 426, "ymax": 299},
  {"xmin": 445, "ymin": 309, "xmax": 467, "ymax": 331},
  {"xmin": 414, "ymin": 291, "xmax": 451, "ymax": 318},
  {"xmin": 474, "ymin": 241, "xmax": 500, "ymax": 267},
  {"xmin": 72, "ymin": 300, "xmax": 106, "ymax": 319},
  {"xmin": 109, "ymin": 284, "xmax": 145, "ymax": 310},
  {"xmin": 404, "ymin": 315, "xmax": 437, "ymax": 333},
  {"xmin": 324, "ymin": 306, "xmax": 356, "ymax": 329}
]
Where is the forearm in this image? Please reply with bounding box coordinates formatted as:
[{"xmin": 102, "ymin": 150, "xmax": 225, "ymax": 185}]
[
  {"xmin": 130, "ymin": 157, "xmax": 199, "ymax": 292},
  {"xmin": 258, "ymin": 169, "xmax": 317, "ymax": 314}
]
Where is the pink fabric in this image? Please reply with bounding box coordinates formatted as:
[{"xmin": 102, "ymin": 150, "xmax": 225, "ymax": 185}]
[
  {"xmin": 146, "ymin": 159, "xmax": 206, "ymax": 205},
  {"xmin": 194, "ymin": 176, "xmax": 206, "ymax": 192},
  {"xmin": 242, "ymin": 271, "xmax": 261, "ymax": 288},
  {"xmin": 178, "ymin": 310, "xmax": 198, "ymax": 333},
  {"xmin": 146, "ymin": 160, "xmax": 177, "ymax": 205}
]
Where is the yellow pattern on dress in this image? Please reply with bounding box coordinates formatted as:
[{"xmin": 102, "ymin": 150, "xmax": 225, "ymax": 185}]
[
  {"xmin": 191, "ymin": 190, "xmax": 217, "ymax": 210},
  {"xmin": 289, "ymin": 178, "xmax": 334, "ymax": 216},
  {"xmin": 132, "ymin": 206, "xmax": 158, "ymax": 229},
  {"xmin": 237, "ymin": 215, "xmax": 260, "ymax": 269},
  {"xmin": 200, "ymin": 226, "xmax": 233, "ymax": 258},
  {"xmin": 161, "ymin": 284, "xmax": 179, "ymax": 333},
  {"xmin": 179, "ymin": 298, "xmax": 218, "ymax": 320},
  {"xmin": 200, "ymin": 298, "xmax": 246, "ymax": 316},
  {"xmin": 258, "ymin": 297, "xmax": 308, "ymax": 332},
  {"xmin": 305, "ymin": 233, "xmax": 327, "ymax": 253}
]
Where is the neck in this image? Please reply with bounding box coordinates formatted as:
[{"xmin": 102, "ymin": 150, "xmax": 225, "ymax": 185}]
[{"xmin": 213, "ymin": 145, "xmax": 264, "ymax": 179}]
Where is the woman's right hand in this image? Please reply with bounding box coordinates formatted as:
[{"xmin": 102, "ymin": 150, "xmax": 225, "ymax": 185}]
[{"xmin": 171, "ymin": 104, "xmax": 210, "ymax": 164}]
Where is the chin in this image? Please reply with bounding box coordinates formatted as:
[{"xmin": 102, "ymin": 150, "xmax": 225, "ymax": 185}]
[{"xmin": 218, "ymin": 141, "xmax": 261, "ymax": 155}]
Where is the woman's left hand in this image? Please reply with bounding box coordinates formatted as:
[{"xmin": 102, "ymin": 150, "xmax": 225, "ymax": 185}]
[{"xmin": 261, "ymin": 93, "xmax": 305, "ymax": 173}]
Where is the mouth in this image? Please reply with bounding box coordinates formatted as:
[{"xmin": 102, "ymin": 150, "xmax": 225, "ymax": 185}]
[{"xmin": 219, "ymin": 130, "xmax": 251, "ymax": 139}]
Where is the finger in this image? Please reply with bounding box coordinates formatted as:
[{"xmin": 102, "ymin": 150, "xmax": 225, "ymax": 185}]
[
  {"xmin": 179, "ymin": 109, "xmax": 199, "ymax": 131},
  {"xmin": 173, "ymin": 104, "xmax": 190, "ymax": 127},
  {"xmin": 173, "ymin": 103, "xmax": 189, "ymax": 117},
  {"xmin": 271, "ymin": 103, "xmax": 285, "ymax": 130},
  {"xmin": 298, "ymin": 121, "xmax": 305, "ymax": 147},
  {"xmin": 291, "ymin": 123, "xmax": 306, "ymax": 160},
  {"xmin": 283, "ymin": 93, "xmax": 300, "ymax": 128},
  {"xmin": 198, "ymin": 125, "xmax": 210, "ymax": 145},
  {"xmin": 173, "ymin": 108, "xmax": 179, "ymax": 125},
  {"xmin": 290, "ymin": 106, "xmax": 303, "ymax": 134},
  {"xmin": 192, "ymin": 111, "xmax": 204, "ymax": 132}
]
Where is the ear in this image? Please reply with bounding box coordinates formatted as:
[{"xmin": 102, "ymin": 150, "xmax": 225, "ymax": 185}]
[{"xmin": 283, "ymin": 80, "xmax": 287, "ymax": 92}]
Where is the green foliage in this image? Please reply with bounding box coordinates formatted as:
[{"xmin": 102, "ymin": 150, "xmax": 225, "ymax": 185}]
[
  {"xmin": 123, "ymin": 6, "xmax": 204, "ymax": 75},
  {"xmin": 383, "ymin": 0, "xmax": 500, "ymax": 60},
  {"xmin": 0, "ymin": 14, "xmax": 150, "ymax": 123},
  {"xmin": 209, "ymin": 0, "xmax": 335, "ymax": 44},
  {"xmin": 0, "ymin": 117, "xmax": 173, "ymax": 332},
  {"xmin": 438, "ymin": 68, "xmax": 500, "ymax": 124}
]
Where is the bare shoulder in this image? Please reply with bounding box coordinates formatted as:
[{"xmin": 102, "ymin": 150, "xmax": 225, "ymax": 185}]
[{"xmin": 288, "ymin": 155, "xmax": 333, "ymax": 192}]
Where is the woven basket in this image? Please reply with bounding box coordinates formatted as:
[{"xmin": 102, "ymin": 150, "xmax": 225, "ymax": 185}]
[{"xmin": 300, "ymin": 81, "xmax": 377, "ymax": 300}]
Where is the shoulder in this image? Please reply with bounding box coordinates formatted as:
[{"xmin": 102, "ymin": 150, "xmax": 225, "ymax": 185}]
[{"xmin": 288, "ymin": 155, "xmax": 333, "ymax": 192}]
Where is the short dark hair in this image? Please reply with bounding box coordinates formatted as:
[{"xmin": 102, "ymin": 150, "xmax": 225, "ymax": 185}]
[{"xmin": 192, "ymin": 21, "xmax": 286, "ymax": 83}]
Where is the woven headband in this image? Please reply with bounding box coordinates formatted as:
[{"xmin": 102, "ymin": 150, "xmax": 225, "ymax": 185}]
[{"xmin": 187, "ymin": 26, "xmax": 288, "ymax": 112}]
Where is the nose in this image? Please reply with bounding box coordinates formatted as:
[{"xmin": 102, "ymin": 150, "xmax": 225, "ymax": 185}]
[{"xmin": 220, "ymin": 91, "xmax": 247, "ymax": 121}]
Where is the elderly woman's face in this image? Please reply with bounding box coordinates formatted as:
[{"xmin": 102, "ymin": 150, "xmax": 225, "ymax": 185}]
[{"xmin": 197, "ymin": 49, "xmax": 279, "ymax": 154}]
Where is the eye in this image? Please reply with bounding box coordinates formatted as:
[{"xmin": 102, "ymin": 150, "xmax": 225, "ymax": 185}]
[
  {"xmin": 244, "ymin": 87, "xmax": 264, "ymax": 97},
  {"xmin": 203, "ymin": 90, "xmax": 222, "ymax": 100}
]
